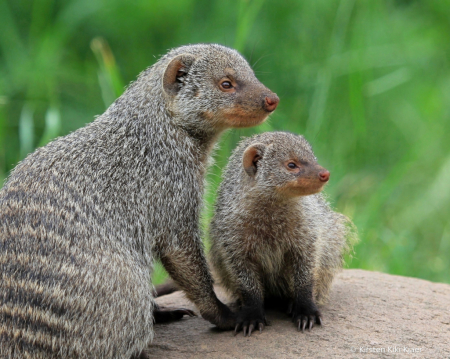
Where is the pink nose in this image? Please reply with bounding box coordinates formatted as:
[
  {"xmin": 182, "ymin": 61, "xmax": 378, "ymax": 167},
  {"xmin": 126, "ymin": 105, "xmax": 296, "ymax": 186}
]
[
  {"xmin": 264, "ymin": 94, "xmax": 279, "ymax": 112},
  {"xmin": 319, "ymin": 170, "xmax": 330, "ymax": 182}
]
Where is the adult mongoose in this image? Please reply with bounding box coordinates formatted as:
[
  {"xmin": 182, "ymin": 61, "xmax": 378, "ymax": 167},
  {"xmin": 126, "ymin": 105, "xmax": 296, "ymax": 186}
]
[
  {"xmin": 209, "ymin": 132, "xmax": 356, "ymax": 336},
  {"xmin": 0, "ymin": 44, "xmax": 279, "ymax": 358}
]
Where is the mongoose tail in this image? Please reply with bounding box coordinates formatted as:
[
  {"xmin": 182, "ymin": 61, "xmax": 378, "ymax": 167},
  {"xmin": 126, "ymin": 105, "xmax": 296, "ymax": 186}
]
[{"xmin": 154, "ymin": 280, "xmax": 179, "ymax": 297}]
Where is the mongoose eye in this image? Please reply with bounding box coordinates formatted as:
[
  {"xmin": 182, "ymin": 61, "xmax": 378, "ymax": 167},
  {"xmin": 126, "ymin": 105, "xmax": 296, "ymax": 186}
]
[
  {"xmin": 220, "ymin": 81, "xmax": 233, "ymax": 90},
  {"xmin": 287, "ymin": 162, "xmax": 297, "ymax": 169}
]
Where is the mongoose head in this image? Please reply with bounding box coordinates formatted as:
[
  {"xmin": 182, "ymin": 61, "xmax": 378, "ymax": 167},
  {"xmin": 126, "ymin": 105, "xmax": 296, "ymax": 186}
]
[
  {"xmin": 161, "ymin": 44, "xmax": 279, "ymax": 133},
  {"xmin": 242, "ymin": 132, "xmax": 330, "ymax": 197}
]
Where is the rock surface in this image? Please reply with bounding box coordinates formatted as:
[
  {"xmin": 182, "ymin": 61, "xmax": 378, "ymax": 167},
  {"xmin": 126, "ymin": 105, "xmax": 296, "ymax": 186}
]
[{"xmin": 149, "ymin": 269, "xmax": 450, "ymax": 358}]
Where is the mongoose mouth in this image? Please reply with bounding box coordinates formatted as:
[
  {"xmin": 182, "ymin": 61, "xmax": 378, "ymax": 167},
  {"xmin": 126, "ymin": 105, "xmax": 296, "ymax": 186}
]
[
  {"xmin": 222, "ymin": 108, "xmax": 272, "ymax": 128},
  {"xmin": 279, "ymin": 177, "xmax": 327, "ymax": 197},
  {"xmin": 219, "ymin": 92, "xmax": 278, "ymax": 128}
]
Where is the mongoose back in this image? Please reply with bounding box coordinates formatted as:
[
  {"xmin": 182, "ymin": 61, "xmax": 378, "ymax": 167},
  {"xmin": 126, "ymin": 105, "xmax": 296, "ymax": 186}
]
[
  {"xmin": 0, "ymin": 44, "xmax": 279, "ymax": 358},
  {"xmin": 209, "ymin": 132, "xmax": 356, "ymax": 336}
]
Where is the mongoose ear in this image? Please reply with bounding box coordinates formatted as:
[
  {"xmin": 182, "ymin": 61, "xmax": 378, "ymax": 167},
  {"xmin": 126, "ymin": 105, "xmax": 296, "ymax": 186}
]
[
  {"xmin": 163, "ymin": 54, "xmax": 197, "ymax": 97},
  {"xmin": 243, "ymin": 143, "xmax": 266, "ymax": 177}
]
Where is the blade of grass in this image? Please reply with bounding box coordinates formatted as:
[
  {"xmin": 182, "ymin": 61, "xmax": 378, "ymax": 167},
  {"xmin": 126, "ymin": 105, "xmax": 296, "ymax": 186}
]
[
  {"xmin": 91, "ymin": 37, "xmax": 125, "ymax": 108},
  {"xmin": 38, "ymin": 106, "xmax": 61, "ymax": 147},
  {"xmin": 398, "ymin": 154, "xmax": 450, "ymax": 230},
  {"xmin": 0, "ymin": 1, "xmax": 26, "ymax": 77},
  {"xmin": 153, "ymin": 261, "xmax": 168, "ymax": 285},
  {"xmin": 29, "ymin": 0, "xmax": 54, "ymax": 44},
  {"xmin": 19, "ymin": 104, "xmax": 34, "ymax": 159},
  {"xmin": 234, "ymin": 0, "xmax": 265, "ymax": 53},
  {"xmin": 306, "ymin": 0, "xmax": 355, "ymax": 137},
  {"xmin": 0, "ymin": 100, "xmax": 5, "ymax": 184}
]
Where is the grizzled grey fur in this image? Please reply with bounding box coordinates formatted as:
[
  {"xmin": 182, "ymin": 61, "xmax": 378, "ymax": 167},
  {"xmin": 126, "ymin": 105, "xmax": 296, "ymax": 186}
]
[
  {"xmin": 0, "ymin": 44, "xmax": 278, "ymax": 358},
  {"xmin": 209, "ymin": 132, "xmax": 357, "ymax": 336}
]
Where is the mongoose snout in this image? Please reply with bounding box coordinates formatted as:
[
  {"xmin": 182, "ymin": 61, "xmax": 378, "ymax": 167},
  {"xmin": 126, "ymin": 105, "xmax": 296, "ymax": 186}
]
[
  {"xmin": 287, "ymin": 165, "xmax": 331, "ymax": 196},
  {"xmin": 285, "ymin": 164, "xmax": 330, "ymax": 196},
  {"xmin": 218, "ymin": 87, "xmax": 279, "ymax": 128},
  {"xmin": 210, "ymin": 131, "xmax": 357, "ymax": 337},
  {"xmin": 264, "ymin": 94, "xmax": 279, "ymax": 112},
  {"xmin": 285, "ymin": 163, "xmax": 331, "ymax": 196},
  {"xmin": 319, "ymin": 170, "xmax": 330, "ymax": 182}
]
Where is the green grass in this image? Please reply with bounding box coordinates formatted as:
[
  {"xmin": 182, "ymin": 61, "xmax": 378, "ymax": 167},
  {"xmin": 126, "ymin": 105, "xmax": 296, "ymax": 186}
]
[{"xmin": 0, "ymin": 0, "xmax": 449, "ymax": 284}]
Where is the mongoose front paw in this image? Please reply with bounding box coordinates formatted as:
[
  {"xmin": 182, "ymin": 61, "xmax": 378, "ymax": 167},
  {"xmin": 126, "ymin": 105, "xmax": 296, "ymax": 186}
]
[
  {"xmin": 201, "ymin": 301, "xmax": 236, "ymax": 330},
  {"xmin": 288, "ymin": 301, "xmax": 323, "ymax": 332},
  {"xmin": 153, "ymin": 306, "xmax": 196, "ymax": 323},
  {"xmin": 218, "ymin": 307, "xmax": 237, "ymax": 330},
  {"xmin": 234, "ymin": 306, "xmax": 268, "ymax": 337}
]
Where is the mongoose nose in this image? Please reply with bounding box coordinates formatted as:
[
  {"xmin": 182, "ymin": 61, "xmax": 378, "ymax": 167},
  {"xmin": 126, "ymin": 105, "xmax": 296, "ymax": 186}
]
[
  {"xmin": 319, "ymin": 170, "xmax": 330, "ymax": 182},
  {"xmin": 264, "ymin": 94, "xmax": 279, "ymax": 112}
]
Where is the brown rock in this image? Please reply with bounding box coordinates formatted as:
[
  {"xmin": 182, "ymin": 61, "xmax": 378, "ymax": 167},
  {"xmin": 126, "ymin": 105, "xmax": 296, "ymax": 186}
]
[{"xmin": 150, "ymin": 269, "xmax": 450, "ymax": 358}]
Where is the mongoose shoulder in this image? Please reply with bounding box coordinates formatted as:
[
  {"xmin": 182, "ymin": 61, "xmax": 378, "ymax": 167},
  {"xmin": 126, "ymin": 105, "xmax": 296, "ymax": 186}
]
[
  {"xmin": 0, "ymin": 44, "xmax": 279, "ymax": 358},
  {"xmin": 209, "ymin": 131, "xmax": 356, "ymax": 336}
]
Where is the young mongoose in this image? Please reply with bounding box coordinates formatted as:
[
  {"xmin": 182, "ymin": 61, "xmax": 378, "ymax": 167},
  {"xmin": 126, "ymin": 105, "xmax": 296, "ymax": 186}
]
[
  {"xmin": 209, "ymin": 132, "xmax": 356, "ymax": 336},
  {"xmin": 0, "ymin": 44, "xmax": 279, "ymax": 358}
]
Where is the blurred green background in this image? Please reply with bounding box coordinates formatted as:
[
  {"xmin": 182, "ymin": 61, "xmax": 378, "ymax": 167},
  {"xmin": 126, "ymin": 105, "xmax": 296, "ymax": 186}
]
[{"xmin": 1, "ymin": 0, "xmax": 449, "ymax": 284}]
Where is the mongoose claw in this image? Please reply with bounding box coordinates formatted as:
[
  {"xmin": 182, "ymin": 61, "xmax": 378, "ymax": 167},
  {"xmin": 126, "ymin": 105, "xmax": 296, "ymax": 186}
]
[
  {"xmin": 242, "ymin": 321, "xmax": 262, "ymax": 337},
  {"xmin": 293, "ymin": 308, "xmax": 322, "ymax": 333},
  {"xmin": 243, "ymin": 323, "xmax": 249, "ymax": 336},
  {"xmin": 234, "ymin": 323, "xmax": 242, "ymax": 336},
  {"xmin": 248, "ymin": 323, "xmax": 255, "ymax": 336},
  {"xmin": 318, "ymin": 315, "xmax": 323, "ymax": 326},
  {"xmin": 298, "ymin": 317, "xmax": 307, "ymax": 332},
  {"xmin": 308, "ymin": 316, "xmax": 315, "ymax": 331},
  {"xmin": 234, "ymin": 307, "xmax": 268, "ymax": 337}
]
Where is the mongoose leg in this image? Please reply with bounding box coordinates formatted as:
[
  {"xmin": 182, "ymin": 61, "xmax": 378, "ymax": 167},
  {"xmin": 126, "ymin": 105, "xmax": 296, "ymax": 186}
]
[
  {"xmin": 290, "ymin": 282, "xmax": 323, "ymax": 332},
  {"xmin": 228, "ymin": 264, "xmax": 267, "ymax": 337},
  {"xmin": 158, "ymin": 234, "xmax": 235, "ymax": 329},
  {"xmin": 153, "ymin": 304, "xmax": 196, "ymax": 323}
]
